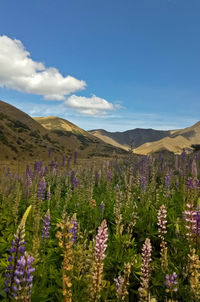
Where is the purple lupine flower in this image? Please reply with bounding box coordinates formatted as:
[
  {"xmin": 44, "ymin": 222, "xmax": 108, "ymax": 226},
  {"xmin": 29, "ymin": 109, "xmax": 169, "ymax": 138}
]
[
  {"xmin": 165, "ymin": 272, "xmax": 178, "ymax": 293},
  {"xmin": 42, "ymin": 210, "xmax": 50, "ymax": 241},
  {"xmin": 164, "ymin": 174, "xmax": 171, "ymax": 189},
  {"xmin": 34, "ymin": 161, "xmax": 42, "ymax": 174},
  {"xmin": 39, "ymin": 167, "xmax": 45, "ymax": 178},
  {"xmin": 196, "ymin": 179, "xmax": 200, "ymax": 187},
  {"xmin": 25, "ymin": 174, "xmax": 32, "ymax": 199},
  {"xmin": 37, "ymin": 178, "xmax": 46, "ymax": 200},
  {"xmin": 114, "ymin": 275, "xmax": 123, "ymax": 292},
  {"xmin": 12, "ymin": 252, "xmax": 35, "ymax": 299},
  {"xmin": 140, "ymin": 176, "xmax": 146, "ymax": 191},
  {"xmin": 181, "ymin": 148, "xmax": 187, "ymax": 160},
  {"xmin": 4, "ymin": 206, "xmax": 32, "ymax": 298},
  {"xmin": 99, "ymin": 202, "xmax": 105, "ymax": 212},
  {"xmin": 107, "ymin": 171, "xmax": 112, "ymax": 181},
  {"xmin": 6, "ymin": 236, "xmax": 26, "ymax": 270},
  {"xmin": 50, "ymin": 159, "xmax": 54, "ymax": 169},
  {"xmin": 193, "ymin": 210, "xmax": 200, "ymax": 236},
  {"xmin": 72, "ymin": 177, "xmax": 78, "ymax": 188},
  {"xmin": 69, "ymin": 214, "xmax": 78, "ymax": 243},
  {"xmin": 186, "ymin": 177, "xmax": 195, "ymax": 190}
]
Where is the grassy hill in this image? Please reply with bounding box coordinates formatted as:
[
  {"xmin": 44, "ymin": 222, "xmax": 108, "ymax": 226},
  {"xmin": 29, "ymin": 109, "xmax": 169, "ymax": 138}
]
[
  {"xmin": 0, "ymin": 101, "xmax": 127, "ymax": 162},
  {"xmin": 0, "ymin": 100, "xmax": 65, "ymax": 161},
  {"xmin": 34, "ymin": 116, "xmax": 128, "ymax": 158},
  {"xmin": 89, "ymin": 128, "xmax": 172, "ymax": 151},
  {"xmin": 134, "ymin": 121, "xmax": 200, "ymax": 155}
]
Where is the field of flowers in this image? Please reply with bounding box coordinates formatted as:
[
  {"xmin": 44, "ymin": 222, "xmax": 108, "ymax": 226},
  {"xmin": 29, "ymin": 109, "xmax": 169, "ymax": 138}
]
[{"xmin": 0, "ymin": 150, "xmax": 200, "ymax": 302}]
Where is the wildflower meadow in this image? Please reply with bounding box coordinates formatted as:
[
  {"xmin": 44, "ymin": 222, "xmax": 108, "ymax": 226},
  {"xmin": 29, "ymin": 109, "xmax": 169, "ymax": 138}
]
[{"xmin": 0, "ymin": 150, "xmax": 200, "ymax": 301}]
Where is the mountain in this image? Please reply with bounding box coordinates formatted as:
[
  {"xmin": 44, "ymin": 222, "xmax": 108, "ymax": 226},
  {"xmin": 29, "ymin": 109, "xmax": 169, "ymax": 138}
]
[
  {"xmin": 89, "ymin": 128, "xmax": 171, "ymax": 150},
  {"xmin": 34, "ymin": 116, "xmax": 86, "ymax": 135},
  {"xmin": 134, "ymin": 121, "xmax": 200, "ymax": 155},
  {"xmin": 90, "ymin": 122, "xmax": 200, "ymax": 155},
  {"xmin": 34, "ymin": 116, "xmax": 127, "ymax": 158},
  {"xmin": 0, "ymin": 100, "xmax": 64, "ymax": 161},
  {"xmin": 0, "ymin": 100, "xmax": 127, "ymax": 161}
]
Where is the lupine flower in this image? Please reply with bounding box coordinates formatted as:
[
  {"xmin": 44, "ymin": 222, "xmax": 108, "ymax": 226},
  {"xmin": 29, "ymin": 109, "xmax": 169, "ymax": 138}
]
[
  {"xmin": 114, "ymin": 275, "xmax": 123, "ymax": 293},
  {"xmin": 196, "ymin": 179, "xmax": 200, "ymax": 187},
  {"xmin": 90, "ymin": 220, "xmax": 108, "ymax": 301},
  {"xmin": 138, "ymin": 238, "xmax": 152, "ymax": 302},
  {"xmin": 165, "ymin": 272, "xmax": 178, "ymax": 293},
  {"xmin": 107, "ymin": 171, "xmax": 112, "ymax": 181},
  {"xmin": 114, "ymin": 263, "xmax": 132, "ymax": 301},
  {"xmin": 69, "ymin": 213, "xmax": 78, "ymax": 243},
  {"xmin": 181, "ymin": 148, "xmax": 187, "ymax": 159},
  {"xmin": 50, "ymin": 159, "xmax": 54, "ymax": 169},
  {"xmin": 37, "ymin": 178, "xmax": 46, "ymax": 200},
  {"xmin": 140, "ymin": 176, "xmax": 146, "ymax": 191},
  {"xmin": 90, "ymin": 199, "xmax": 96, "ymax": 207},
  {"xmin": 183, "ymin": 203, "xmax": 196, "ymax": 241},
  {"xmin": 42, "ymin": 210, "xmax": 51, "ymax": 241},
  {"xmin": 188, "ymin": 248, "xmax": 200, "ymax": 300},
  {"xmin": 72, "ymin": 177, "xmax": 78, "ymax": 188},
  {"xmin": 94, "ymin": 220, "xmax": 108, "ymax": 260},
  {"xmin": 99, "ymin": 202, "xmax": 105, "ymax": 212},
  {"xmin": 5, "ymin": 206, "xmax": 32, "ymax": 299},
  {"xmin": 39, "ymin": 167, "xmax": 45, "ymax": 178},
  {"xmin": 186, "ymin": 177, "xmax": 194, "ymax": 190},
  {"xmin": 193, "ymin": 209, "xmax": 200, "ymax": 237},
  {"xmin": 157, "ymin": 205, "xmax": 168, "ymax": 270},
  {"xmin": 164, "ymin": 174, "xmax": 171, "ymax": 189},
  {"xmin": 34, "ymin": 161, "xmax": 42, "ymax": 174},
  {"xmin": 12, "ymin": 252, "xmax": 35, "ymax": 300},
  {"xmin": 56, "ymin": 216, "xmax": 74, "ymax": 302}
]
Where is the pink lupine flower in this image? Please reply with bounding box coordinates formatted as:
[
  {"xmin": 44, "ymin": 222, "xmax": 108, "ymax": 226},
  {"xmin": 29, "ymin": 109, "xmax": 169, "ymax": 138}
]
[
  {"xmin": 138, "ymin": 238, "xmax": 152, "ymax": 301},
  {"xmin": 90, "ymin": 220, "xmax": 108, "ymax": 301},
  {"xmin": 94, "ymin": 220, "xmax": 108, "ymax": 261},
  {"xmin": 157, "ymin": 205, "xmax": 168, "ymax": 269}
]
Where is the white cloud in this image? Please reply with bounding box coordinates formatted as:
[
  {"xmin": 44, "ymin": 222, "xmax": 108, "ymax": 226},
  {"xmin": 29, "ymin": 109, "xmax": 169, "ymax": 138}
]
[
  {"xmin": 0, "ymin": 35, "xmax": 86, "ymax": 100},
  {"xmin": 65, "ymin": 94, "xmax": 119, "ymax": 116}
]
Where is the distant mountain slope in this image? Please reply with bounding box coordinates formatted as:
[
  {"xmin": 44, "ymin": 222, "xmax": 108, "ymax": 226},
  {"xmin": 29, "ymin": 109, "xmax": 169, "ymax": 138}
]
[
  {"xmin": 0, "ymin": 100, "xmax": 63, "ymax": 160},
  {"xmin": 0, "ymin": 101, "xmax": 127, "ymax": 161},
  {"xmin": 134, "ymin": 121, "xmax": 200, "ymax": 155},
  {"xmin": 34, "ymin": 116, "xmax": 86, "ymax": 135},
  {"xmin": 89, "ymin": 128, "xmax": 171, "ymax": 150},
  {"xmin": 34, "ymin": 116, "xmax": 128, "ymax": 158}
]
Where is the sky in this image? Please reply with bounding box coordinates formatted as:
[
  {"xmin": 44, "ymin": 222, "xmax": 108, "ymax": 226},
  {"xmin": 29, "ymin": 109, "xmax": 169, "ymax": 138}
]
[{"xmin": 0, "ymin": 0, "xmax": 200, "ymax": 131}]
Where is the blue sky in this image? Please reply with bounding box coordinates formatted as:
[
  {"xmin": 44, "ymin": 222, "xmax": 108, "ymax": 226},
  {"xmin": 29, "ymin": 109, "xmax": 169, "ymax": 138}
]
[{"xmin": 0, "ymin": 0, "xmax": 200, "ymax": 131}]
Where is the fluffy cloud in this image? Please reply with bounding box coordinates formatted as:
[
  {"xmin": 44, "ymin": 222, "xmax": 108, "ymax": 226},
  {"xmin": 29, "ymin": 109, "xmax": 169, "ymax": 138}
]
[
  {"xmin": 66, "ymin": 94, "xmax": 119, "ymax": 116},
  {"xmin": 0, "ymin": 35, "xmax": 119, "ymax": 116},
  {"xmin": 0, "ymin": 35, "xmax": 86, "ymax": 100}
]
